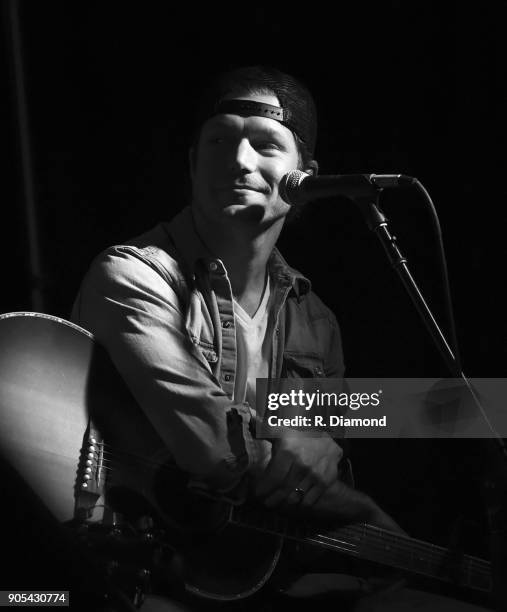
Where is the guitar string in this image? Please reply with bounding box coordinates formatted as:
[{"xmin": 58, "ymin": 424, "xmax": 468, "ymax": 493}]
[
  {"xmin": 82, "ymin": 446, "xmax": 491, "ymax": 578},
  {"xmin": 232, "ymin": 516, "xmax": 490, "ymax": 588},
  {"xmin": 291, "ymin": 534, "xmax": 490, "ymax": 589},
  {"xmin": 304, "ymin": 525, "xmax": 489, "ymax": 577},
  {"xmin": 313, "ymin": 532, "xmax": 490, "ymax": 579},
  {"xmin": 85, "ymin": 444, "xmax": 166, "ymax": 469},
  {"xmin": 235, "ymin": 508, "xmax": 491, "ymax": 577},
  {"xmin": 258, "ymin": 520, "xmax": 490, "ymax": 583},
  {"xmin": 237, "ymin": 521, "xmax": 490, "ymax": 587},
  {"xmin": 88, "ymin": 453, "xmax": 491, "ymax": 580},
  {"xmin": 87, "ymin": 452, "xmax": 491, "ymax": 578},
  {"xmin": 233, "ymin": 507, "xmax": 491, "ymax": 578},
  {"xmin": 88, "ymin": 439, "xmax": 475, "ymax": 565},
  {"xmin": 89, "ymin": 443, "xmax": 484, "ymax": 564}
]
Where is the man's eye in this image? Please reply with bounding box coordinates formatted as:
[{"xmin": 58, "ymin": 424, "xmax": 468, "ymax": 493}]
[
  {"xmin": 256, "ymin": 141, "xmax": 279, "ymax": 150},
  {"xmin": 209, "ymin": 137, "xmax": 225, "ymax": 145}
]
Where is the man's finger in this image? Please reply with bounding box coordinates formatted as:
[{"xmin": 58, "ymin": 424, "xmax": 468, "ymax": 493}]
[{"xmin": 262, "ymin": 461, "xmax": 306, "ymax": 506}]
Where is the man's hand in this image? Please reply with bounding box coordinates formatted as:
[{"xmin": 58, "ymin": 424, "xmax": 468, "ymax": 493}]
[
  {"xmin": 254, "ymin": 431, "xmax": 343, "ymax": 508},
  {"xmin": 309, "ymin": 480, "xmax": 406, "ymax": 535},
  {"xmin": 251, "ymin": 432, "xmax": 403, "ymax": 535}
]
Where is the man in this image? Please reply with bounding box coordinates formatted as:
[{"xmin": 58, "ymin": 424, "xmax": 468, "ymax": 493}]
[
  {"xmin": 71, "ymin": 65, "xmax": 390, "ymax": 522},
  {"xmin": 71, "ymin": 67, "xmax": 484, "ymax": 611}
]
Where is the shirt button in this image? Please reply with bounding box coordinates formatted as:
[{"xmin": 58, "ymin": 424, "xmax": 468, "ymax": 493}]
[
  {"xmin": 209, "ymin": 262, "xmax": 218, "ymax": 271},
  {"xmin": 224, "ymin": 374, "xmax": 232, "ymax": 382},
  {"xmin": 222, "ymin": 320, "xmax": 232, "ymax": 328}
]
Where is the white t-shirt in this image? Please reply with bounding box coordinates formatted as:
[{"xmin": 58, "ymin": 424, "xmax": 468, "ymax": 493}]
[{"xmin": 233, "ymin": 277, "xmax": 272, "ymax": 409}]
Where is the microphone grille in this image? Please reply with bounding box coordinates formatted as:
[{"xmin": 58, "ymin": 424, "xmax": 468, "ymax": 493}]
[{"xmin": 279, "ymin": 170, "xmax": 309, "ymax": 205}]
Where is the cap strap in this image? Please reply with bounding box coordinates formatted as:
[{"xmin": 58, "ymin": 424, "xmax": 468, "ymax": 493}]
[
  {"xmin": 213, "ymin": 99, "xmax": 309, "ymax": 145},
  {"xmin": 215, "ymin": 99, "xmax": 290, "ymax": 123}
]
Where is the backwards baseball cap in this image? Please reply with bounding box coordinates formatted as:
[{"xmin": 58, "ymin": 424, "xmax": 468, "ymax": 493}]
[{"xmin": 192, "ymin": 66, "xmax": 318, "ymax": 159}]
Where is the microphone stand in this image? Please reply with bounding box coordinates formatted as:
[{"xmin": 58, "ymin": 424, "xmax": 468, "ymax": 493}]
[
  {"xmin": 355, "ymin": 195, "xmax": 505, "ymax": 444},
  {"xmin": 355, "ymin": 195, "xmax": 507, "ymax": 609},
  {"xmin": 356, "ymin": 197, "xmax": 459, "ymax": 374}
]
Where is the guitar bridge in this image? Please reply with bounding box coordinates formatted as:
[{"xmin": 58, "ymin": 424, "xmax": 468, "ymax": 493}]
[{"xmin": 74, "ymin": 423, "xmax": 106, "ymax": 521}]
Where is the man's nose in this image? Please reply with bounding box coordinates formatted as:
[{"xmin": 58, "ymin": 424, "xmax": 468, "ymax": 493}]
[{"xmin": 230, "ymin": 138, "xmax": 256, "ymax": 173}]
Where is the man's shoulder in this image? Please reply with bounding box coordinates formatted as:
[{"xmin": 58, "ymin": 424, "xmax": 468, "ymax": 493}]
[
  {"xmin": 86, "ymin": 222, "xmax": 185, "ymax": 288},
  {"xmin": 117, "ymin": 222, "xmax": 179, "ymax": 276}
]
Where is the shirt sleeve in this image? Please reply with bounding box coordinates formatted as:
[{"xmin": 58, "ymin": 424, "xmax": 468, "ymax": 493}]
[{"xmin": 71, "ymin": 247, "xmax": 271, "ymax": 491}]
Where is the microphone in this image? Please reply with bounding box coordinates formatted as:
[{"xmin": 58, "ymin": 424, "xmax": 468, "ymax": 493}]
[{"xmin": 279, "ymin": 170, "xmax": 416, "ymax": 205}]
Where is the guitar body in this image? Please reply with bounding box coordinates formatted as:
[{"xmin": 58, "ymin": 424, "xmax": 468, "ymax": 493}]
[
  {"xmin": 0, "ymin": 312, "xmax": 492, "ymax": 608},
  {"xmin": 0, "ymin": 312, "xmax": 99, "ymax": 522},
  {"xmin": 0, "ymin": 312, "xmax": 281, "ymax": 601}
]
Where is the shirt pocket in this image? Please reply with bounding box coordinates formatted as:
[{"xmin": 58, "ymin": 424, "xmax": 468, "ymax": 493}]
[
  {"xmin": 282, "ymin": 351, "xmax": 325, "ymax": 378},
  {"xmin": 197, "ymin": 337, "xmax": 218, "ymax": 365}
]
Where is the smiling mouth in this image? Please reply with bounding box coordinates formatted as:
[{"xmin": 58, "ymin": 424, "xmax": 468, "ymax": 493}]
[
  {"xmin": 217, "ymin": 183, "xmax": 264, "ymax": 192},
  {"xmin": 228, "ymin": 185, "xmax": 261, "ymax": 191}
]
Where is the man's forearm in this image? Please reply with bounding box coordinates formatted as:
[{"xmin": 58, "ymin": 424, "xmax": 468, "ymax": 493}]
[{"xmin": 310, "ymin": 480, "xmax": 374, "ymax": 522}]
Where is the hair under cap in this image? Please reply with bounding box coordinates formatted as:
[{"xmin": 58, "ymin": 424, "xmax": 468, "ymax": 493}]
[{"xmin": 193, "ymin": 65, "xmax": 318, "ymax": 158}]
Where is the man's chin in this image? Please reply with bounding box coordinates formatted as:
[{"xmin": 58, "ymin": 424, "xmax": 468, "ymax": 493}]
[{"xmin": 221, "ymin": 202, "xmax": 266, "ymax": 223}]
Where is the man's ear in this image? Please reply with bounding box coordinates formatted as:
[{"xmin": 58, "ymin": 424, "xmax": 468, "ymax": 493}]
[{"xmin": 304, "ymin": 159, "xmax": 319, "ymax": 176}]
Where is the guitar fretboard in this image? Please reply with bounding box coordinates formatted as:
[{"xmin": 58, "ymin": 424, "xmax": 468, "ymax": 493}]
[{"xmin": 231, "ymin": 506, "xmax": 491, "ymax": 593}]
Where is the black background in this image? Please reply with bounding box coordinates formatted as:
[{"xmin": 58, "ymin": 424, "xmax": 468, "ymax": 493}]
[{"xmin": 1, "ymin": 0, "xmax": 505, "ymax": 603}]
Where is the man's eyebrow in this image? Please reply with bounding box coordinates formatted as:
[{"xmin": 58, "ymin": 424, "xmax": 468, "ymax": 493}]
[
  {"xmin": 247, "ymin": 124, "xmax": 293, "ymax": 144},
  {"xmin": 206, "ymin": 117, "xmax": 289, "ymax": 139},
  {"xmin": 255, "ymin": 126, "xmax": 286, "ymax": 139}
]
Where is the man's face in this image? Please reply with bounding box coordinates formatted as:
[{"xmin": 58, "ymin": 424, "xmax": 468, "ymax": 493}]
[{"xmin": 190, "ymin": 93, "xmax": 300, "ymax": 227}]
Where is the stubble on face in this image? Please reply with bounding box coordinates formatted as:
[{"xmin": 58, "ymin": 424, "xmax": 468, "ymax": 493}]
[{"xmin": 190, "ymin": 93, "xmax": 300, "ymax": 233}]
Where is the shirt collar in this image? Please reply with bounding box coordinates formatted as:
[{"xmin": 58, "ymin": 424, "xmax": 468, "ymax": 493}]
[
  {"xmin": 164, "ymin": 206, "xmax": 311, "ymax": 298},
  {"xmin": 268, "ymin": 247, "xmax": 311, "ymax": 299}
]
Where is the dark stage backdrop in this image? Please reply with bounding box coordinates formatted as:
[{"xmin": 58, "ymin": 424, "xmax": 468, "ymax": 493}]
[{"xmin": 1, "ymin": 0, "xmax": 505, "ymax": 600}]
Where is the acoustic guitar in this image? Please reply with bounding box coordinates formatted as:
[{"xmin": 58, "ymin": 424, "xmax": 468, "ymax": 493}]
[{"xmin": 0, "ymin": 312, "xmax": 492, "ymax": 604}]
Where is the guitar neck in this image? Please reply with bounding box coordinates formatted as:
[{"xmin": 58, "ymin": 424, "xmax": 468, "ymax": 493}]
[{"xmin": 231, "ymin": 506, "xmax": 491, "ymax": 594}]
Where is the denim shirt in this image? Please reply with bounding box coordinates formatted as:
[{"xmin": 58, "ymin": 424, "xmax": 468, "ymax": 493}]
[{"xmin": 71, "ymin": 207, "xmax": 345, "ymax": 490}]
